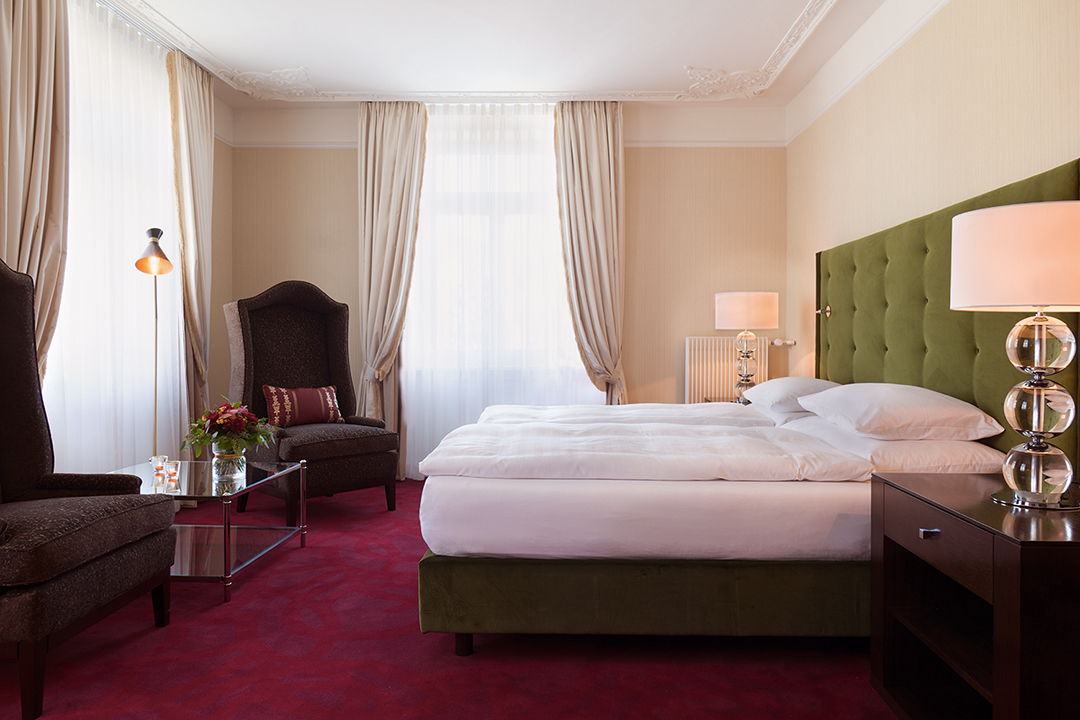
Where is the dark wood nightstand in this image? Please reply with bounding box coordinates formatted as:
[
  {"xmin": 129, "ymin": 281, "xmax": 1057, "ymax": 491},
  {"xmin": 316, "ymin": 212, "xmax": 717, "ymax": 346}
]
[{"xmin": 872, "ymin": 472, "xmax": 1080, "ymax": 720}]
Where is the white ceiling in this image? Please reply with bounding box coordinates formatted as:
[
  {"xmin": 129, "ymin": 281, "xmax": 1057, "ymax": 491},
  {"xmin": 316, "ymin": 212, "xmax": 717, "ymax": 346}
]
[{"xmin": 104, "ymin": 0, "xmax": 889, "ymax": 108}]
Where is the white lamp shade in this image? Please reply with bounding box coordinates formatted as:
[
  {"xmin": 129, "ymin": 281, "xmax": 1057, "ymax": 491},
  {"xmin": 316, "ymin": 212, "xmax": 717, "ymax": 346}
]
[
  {"xmin": 951, "ymin": 201, "xmax": 1080, "ymax": 312},
  {"xmin": 715, "ymin": 291, "xmax": 779, "ymax": 330}
]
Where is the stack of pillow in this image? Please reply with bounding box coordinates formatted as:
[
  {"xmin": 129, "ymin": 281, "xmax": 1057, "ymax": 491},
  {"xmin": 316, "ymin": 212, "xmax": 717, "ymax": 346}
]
[{"xmin": 743, "ymin": 378, "xmax": 1006, "ymax": 474}]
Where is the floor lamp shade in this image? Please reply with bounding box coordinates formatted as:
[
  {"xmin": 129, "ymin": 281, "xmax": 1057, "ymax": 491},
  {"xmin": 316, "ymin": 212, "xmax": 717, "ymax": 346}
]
[
  {"xmin": 951, "ymin": 202, "xmax": 1080, "ymax": 509},
  {"xmin": 136, "ymin": 228, "xmax": 173, "ymax": 457},
  {"xmin": 714, "ymin": 291, "xmax": 779, "ymax": 403},
  {"xmin": 135, "ymin": 228, "xmax": 173, "ymax": 276}
]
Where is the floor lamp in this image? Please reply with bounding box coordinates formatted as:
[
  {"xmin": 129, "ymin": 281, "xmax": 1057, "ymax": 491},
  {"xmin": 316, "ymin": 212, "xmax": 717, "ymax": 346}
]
[{"xmin": 135, "ymin": 228, "xmax": 173, "ymax": 457}]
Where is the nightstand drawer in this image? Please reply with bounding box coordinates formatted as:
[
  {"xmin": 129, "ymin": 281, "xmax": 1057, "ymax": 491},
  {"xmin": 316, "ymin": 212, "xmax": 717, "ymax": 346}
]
[{"xmin": 884, "ymin": 485, "xmax": 994, "ymax": 602}]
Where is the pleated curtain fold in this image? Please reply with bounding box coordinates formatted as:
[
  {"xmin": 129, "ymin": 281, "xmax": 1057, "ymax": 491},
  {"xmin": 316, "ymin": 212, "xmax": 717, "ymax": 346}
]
[
  {"xmin": 357, "ymin": 102, "xmax": 427, "ymax": 424},
  {"xmin": 166, "ymin": 50, "xmax": 214, "ymax": 423},
  {"xmin": 1, "ymin": 0, "xmax": 69, "ymax": 375},
  {"xmin": 554, "ymin": 101, "xmax": 627, "ymax": 404}
]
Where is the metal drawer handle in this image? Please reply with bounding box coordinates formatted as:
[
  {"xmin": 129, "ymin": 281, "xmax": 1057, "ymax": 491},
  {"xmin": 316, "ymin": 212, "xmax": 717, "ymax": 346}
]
[{"xmin": 918, "ymin": 528, "xmax": 941, "ymax": 539}]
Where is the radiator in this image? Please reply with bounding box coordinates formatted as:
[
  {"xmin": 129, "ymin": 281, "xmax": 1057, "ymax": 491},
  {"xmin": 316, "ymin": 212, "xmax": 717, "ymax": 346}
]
[{"xmin": 684, "ymin": 336, "xmax": 770, "ymax": 403}]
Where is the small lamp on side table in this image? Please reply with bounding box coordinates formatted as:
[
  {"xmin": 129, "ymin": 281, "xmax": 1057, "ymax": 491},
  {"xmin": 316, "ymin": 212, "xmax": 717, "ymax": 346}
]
[
  {"xmin": 951, "ymin": 202, "xmax": 1080, "ymax": 509},
  {"xmin": 714, "ymin": 291, "xmax": 779, "ymax": 404}
]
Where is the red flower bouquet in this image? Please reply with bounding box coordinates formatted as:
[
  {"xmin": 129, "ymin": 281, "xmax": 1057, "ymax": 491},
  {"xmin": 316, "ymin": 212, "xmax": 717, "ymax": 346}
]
[{"xmin": 181, "ymin": 401, "xmax": 273, "ymax": 457}]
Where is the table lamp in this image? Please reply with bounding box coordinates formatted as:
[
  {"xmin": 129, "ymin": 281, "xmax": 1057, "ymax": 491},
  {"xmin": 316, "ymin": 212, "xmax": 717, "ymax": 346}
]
[
  {"xmin": 951, "ymin": 202, "xmax": 1080, "ymax": 509},
  {"xmin": 135, "ymin": 228, "xmax": 173, "ymax": 457},
  {"xmin": 714, "ymin": 291, "xmax": 779, "ymax": 403}
]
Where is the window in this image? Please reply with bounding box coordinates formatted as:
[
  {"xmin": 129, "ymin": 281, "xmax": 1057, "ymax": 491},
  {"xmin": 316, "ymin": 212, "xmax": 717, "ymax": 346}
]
[{"xmin": 399, "ymin": 104, "xmax": 602, "ymax": 478}]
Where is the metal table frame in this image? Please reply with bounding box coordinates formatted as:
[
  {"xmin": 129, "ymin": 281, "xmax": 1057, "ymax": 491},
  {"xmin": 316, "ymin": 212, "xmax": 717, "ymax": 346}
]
[{"xmin": 114, "ymin": 459, "xmax": 306, "ymax": 602}]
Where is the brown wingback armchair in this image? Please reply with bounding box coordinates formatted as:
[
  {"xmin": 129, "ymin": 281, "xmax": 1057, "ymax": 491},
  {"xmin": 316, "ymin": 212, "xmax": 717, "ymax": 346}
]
[
  {"xmin": 225, "ymin": 281, "xmax": 398, "ymax": 522},
  {"xmin": 0, "ymin": 260, "xmax": 176, "ymax": 720}
]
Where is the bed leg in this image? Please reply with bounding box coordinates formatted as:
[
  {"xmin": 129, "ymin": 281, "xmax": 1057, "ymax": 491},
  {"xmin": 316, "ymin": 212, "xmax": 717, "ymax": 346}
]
[{"xmin": 454, "ymin": 633, "xmax": 473, "ymax": 657}]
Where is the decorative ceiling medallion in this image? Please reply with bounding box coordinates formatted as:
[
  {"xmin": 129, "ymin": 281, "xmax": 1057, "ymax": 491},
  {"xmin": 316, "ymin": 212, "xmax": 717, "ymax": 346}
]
[
  {"xmin": 218, "ymin": 68, "xmax": 321, "ymax": 101},
  {"xmin": 678, "ymin": 0, "xmax": 838, "ymax": 101},
  {"xmin": 678, "ymin": 68, "xmax": 771, "ymax": 101}
]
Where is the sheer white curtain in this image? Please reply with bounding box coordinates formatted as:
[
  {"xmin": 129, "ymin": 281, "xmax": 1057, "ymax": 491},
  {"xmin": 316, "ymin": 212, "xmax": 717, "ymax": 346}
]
[
  {"xmin": 400, "ymin": 103, "xmax": 603, "ymax": 478},
  {"xmin": 41, "ymin": 0, "xmax": 184, "ymax": 472}
]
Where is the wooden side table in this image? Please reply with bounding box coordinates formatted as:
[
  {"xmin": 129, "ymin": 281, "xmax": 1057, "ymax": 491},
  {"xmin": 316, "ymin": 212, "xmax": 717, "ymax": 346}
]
[{"xmin": 871, "ymin": 472, "xmax": 1080, "ymax": 720}]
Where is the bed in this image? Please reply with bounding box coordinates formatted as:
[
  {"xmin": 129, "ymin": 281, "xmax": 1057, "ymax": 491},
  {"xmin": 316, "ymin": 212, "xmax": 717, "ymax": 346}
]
[{"xmin": 417, "ymin": 159, "xmax": 1080, "ymax": 655}]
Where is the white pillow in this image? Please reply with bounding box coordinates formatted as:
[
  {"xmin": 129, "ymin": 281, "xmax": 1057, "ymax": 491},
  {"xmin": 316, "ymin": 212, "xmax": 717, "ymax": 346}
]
[
  {"xmin": 797, "ymin": 382, "xmax": 1004, "ymax": 441},
  {"xmin": 785, "ymin": 415, "xmax": 1006, "ymax": 473},
  {"xmin": 742, "ymin": 377, "xmax": 841, "ymax": 413}
]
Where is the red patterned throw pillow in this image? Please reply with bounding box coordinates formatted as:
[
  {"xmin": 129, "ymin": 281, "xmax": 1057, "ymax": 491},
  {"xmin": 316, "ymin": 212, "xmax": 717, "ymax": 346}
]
[{"xmin": 261, "ymin": 385, "xmax": 345, "ymax": 427}]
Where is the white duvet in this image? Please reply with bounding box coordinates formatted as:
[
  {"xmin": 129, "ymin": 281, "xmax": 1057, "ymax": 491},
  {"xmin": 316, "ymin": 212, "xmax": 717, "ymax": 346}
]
[
  {"xmin": 477, "ymin": 402, "xmax": 774, "ymax": 427},
  {"xmin": 418, "ymin": 421, "xmax": 873, "ymax": 482}
]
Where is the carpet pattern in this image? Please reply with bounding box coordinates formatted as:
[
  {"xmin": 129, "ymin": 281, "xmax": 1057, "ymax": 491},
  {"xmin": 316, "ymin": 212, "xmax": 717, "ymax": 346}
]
[{"xmin": 0, "ymin": 481, "xmax": 894, "ymax": 719}]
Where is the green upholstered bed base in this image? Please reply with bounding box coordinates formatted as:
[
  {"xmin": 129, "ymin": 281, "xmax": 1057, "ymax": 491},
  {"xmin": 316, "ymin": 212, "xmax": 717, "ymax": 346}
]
[
  {"xmin": 419, "ymin": 160, "xmax": 1080, "ymax": 653},
  {"xmin": 419, "ymin": 552, "xmax": 869, "ymax": 640}
]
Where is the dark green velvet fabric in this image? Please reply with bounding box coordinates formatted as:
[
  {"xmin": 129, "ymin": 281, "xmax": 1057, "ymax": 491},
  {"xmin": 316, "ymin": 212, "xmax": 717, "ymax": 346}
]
[
  {"xmin": 816, "ymin": 160, "xmax": 1080, "ymax": 457},
  {"xmin": 418, "ymin": 551, "xmax": 870, "ymax": 638}
]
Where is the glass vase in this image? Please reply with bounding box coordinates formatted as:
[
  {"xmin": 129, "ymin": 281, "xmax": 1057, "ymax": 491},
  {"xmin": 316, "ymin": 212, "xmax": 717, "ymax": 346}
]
[{"xmin": 212, "ymin": 444, "xmax": 247, "ymax": 495}]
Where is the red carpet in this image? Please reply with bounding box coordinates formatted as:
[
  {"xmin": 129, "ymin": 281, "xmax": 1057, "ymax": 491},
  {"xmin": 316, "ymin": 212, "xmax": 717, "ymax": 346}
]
[{"xmin": 1, "ymin": 481, "xmax": 893, "ymax": 719}]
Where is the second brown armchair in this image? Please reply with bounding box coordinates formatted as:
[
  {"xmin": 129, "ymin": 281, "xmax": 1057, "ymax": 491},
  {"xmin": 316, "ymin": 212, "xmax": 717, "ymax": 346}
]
[{"xmin": 225, "ymin": 281, "xmax": 398, "ymax": 522}]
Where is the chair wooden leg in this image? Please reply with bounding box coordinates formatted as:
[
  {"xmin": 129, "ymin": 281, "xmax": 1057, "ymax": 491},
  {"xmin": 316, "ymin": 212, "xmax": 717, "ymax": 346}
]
[
  {"xmin": 236, "ymin": 494, "xmax": 248, "ymax": 513},
  {"xmin": 152, "ymin": 576, "xmax": 171, "ymax": 627},
  {"xmin": 454, "ymin": 633, "xmax": 473, "ymax": 657},
  {"xmin": 385, "ymin": 481, "xmax": 396, "ymax": 511},
  {"xmin": 18, "ymin": 639, "xmax": 46, "ymax": 720}
]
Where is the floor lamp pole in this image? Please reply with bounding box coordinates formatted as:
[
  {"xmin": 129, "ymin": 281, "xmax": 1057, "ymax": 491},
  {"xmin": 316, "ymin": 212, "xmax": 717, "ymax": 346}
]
[
  {"xmin": 135, "ymin": 228, "xmax": 172, "ymax": 460},
  {"xmin": 152, "ymin": 273, "xmax": 159, "ymax": 457}
]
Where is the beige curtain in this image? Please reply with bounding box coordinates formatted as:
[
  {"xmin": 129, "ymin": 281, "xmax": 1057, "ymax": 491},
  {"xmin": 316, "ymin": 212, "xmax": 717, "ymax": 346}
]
[
  {"xmin": 166, "ymin": 51, "xmax": 214, "ymax": 422},
  {"xmin": 1, "ymin": 0, "xmax": 69, "ymax": 375},
  {"xmin": 357, "ymin": 101, "xmax": 427, "ymax": 421},
  {"xmin": 554, "ymin": 101, "xmax": 627, "ymax": 404}
]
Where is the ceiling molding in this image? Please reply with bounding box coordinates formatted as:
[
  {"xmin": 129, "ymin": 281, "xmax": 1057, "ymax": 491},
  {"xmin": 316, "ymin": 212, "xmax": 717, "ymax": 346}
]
[
  {"xmin": 104, "ymin": 0, "xmax": 837, "ymax": 104},
  {"xmin": 677, "ymin": 0, "xmax": 838, "ymax": 100},
  {"xmin": 217, "ymin": 68, "xmax": 321, "ymax": 101}
]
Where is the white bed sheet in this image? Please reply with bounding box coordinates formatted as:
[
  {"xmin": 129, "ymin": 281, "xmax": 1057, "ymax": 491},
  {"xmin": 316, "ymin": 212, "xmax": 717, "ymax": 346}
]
[
  {"xmin": 420, "ymin": 475, "xmax": 871, "ymax": 561},
  {"xmin": 417, "ymin": 404, "xmax": 895, "ymax": 563}
]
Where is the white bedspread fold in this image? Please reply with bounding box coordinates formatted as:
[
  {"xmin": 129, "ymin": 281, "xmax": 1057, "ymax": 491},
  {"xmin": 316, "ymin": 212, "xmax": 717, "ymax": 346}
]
[
  {"xmin": 419, "ymin": 422, "xmax": 873, "ymax": 482},
  {"xmin": 478, "ymin": 402, "xmax": 773, "ymax": 427}
]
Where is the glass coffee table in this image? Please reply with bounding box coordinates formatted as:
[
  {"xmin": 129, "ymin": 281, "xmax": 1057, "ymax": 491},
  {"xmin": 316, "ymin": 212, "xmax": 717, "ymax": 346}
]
[{"xmin": 113, "ymin": 459, "xmax": 306, "ymax": 602}]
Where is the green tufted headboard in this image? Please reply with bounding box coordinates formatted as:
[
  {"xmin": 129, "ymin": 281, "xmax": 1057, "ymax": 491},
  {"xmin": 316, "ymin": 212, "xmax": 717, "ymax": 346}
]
[{"xmin": 816, "ymin": 160, "xmax": 1080, "ymax": 459}]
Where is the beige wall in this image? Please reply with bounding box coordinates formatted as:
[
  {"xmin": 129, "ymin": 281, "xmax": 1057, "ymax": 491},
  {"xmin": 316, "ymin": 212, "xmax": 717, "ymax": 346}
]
[
  {"xmin": 210, "ymin": 144, "xmax": 788, "ymax": 408},
  {"xmin": 209, "ymin": 147, "xmax": 362, "ymax": 407},
  {"xmin": 208, "ymin": 138, "xmax": 233, "ymax": 405},
  {"xmin": 624, "ymin": 147, "xmax": 787, "ymax": 403},
  {"xmin": 786, "ymin": 0, "xmax": 1080, "ymax": 377}
]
